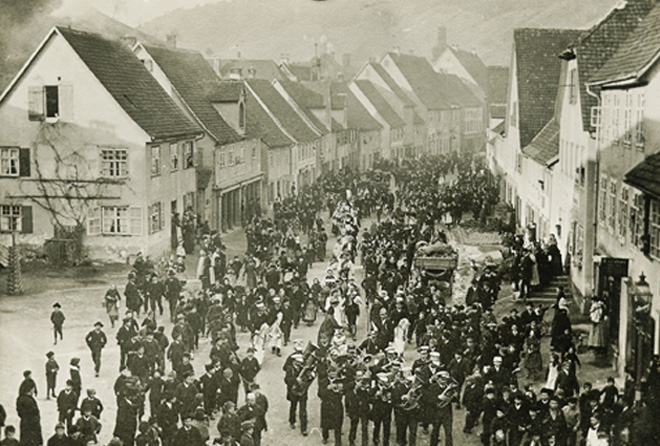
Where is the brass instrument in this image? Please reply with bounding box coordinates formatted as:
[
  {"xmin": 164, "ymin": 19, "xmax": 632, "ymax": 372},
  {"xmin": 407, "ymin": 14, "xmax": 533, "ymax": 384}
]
[
  {"xmin": 436, "ymin": 378, "xmax": 459, "ymax": 409},
  {"xmin": 400, "ymin": 380, "xmax": 424, "ymax": 411},
  {"xmin": 291, "ymin": 342, "xmax": 321, "ymax": 397}
]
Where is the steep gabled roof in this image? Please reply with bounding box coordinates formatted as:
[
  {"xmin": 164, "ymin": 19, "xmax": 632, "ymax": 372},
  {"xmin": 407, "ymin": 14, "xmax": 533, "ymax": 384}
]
[
  {"xmin": 387, "ymin": 52, "xmax": 452, "ymax": 110},
  {"xmin": 354, "ymin": 80, "xmax": 406, "ymax": 129},
  {"xmin": 624, "ymin": 151, "xmax": 660, "ymax": 200},
  {"xmin": 488, "ymin": 65, "xmax": 509, "ymax": 104},
  {"xmin": 369, "ymin": 63, "xmax": 415, "ymax": 107},
  {"xmin": 441, "ymin": 73, "xmax": 483, "ymax": 108},
  {"xmin": 247, "ymin": 79, "xmax": 318, "ymax": 143},
  {"xmin": 570, "ymin": 0, "xmax": 658, "ymax": 130},
  {"xmin": 449, "ymin": 46, "xmax": 490, "ymax": 93},
  {"xmin": 243, "ymin": 86, "xmax": 293, "ymax": 149},
  {"xmin": 514, "ymin": 28, "xmax": 583, "ymax": 148},
  {"xmin": 206, "ymin": 82, "xmax": 243, "ymax": 103},
  {"xmin": 522, "ymin": 118, "xmax": 560, "ymax": 167},
  {"xmin": 142, "ymin": 44, "xmax": 240, "ymax": 145},
  {"xmin": 346, "ymin": 91, "xmax": 383, "ymax": 131},
  {"xmin": 276, "ymin": 79, "xmax": 329, "ymax": 134},
  {"xmin": 589, "ymin": 1, "xmax": 660, "ymax": 86},
  {"xmin": 216, "ymin": 59, "xmax": 285, "ymax": 80},
  {"xmin": 56, "ymin": 27, "xmax": 201, "ymax": 140},
  {"xmin": 282, "ymin": 63, "xmax": 313, "ymax": 81}
]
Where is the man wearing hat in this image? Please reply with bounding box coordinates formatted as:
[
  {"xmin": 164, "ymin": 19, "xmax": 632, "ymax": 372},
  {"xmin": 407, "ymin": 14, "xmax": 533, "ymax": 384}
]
[
  {"xmin": 85, "ymin": 322, "xmax": 107, "ymax": 377},
  {"xmin": 239, "ymin": 420, "xmax": 256, "ymax": 446},
  {"xmin": 283, "ymin": 341, "xmax": 308, "ymax": 436},
  {"xmin": 116, "ymin": 317, "xmax": 138, "ymax": 372},
  {"xmin": 173, "ymin": 414, "xmax": 204, "ymax": 446},
  {"xmin": 50, "ymin": 302, "xmax": 66, "ymax": 345},
  {"xmin": 45, "ymin": 351, "xmax": 59, "ymax": 400},
  {"xmin": 57, "ymin": 380, "xmax": 78, "ymax": 434},
  {"xmin": 47, "ymin": 423, "xmax": 70, "ymax": 446},
  {"xmin": 371, "ymin": 372, "xmax": 393, "ymax": 446},
  {"xmin": 239, "ymin": 348, "xmax": 261, "ymax": 397}
]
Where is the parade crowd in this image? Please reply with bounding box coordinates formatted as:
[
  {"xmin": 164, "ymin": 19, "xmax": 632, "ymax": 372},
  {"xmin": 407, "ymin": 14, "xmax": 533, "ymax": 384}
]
[{"xmin": 2, "ymin": 154, "xmax": 660, "ymax": 446}]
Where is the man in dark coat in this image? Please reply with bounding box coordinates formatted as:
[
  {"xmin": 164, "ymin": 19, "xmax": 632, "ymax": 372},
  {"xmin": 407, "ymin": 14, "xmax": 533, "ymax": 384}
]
[
  {"xmin": 50, "ymin": 303, "xmax": 65, "ymax": 345},
  {"xmin": 19, "ymin": 371, "xmax": 38, "ymax": 398},
  {"xmin": 114, "ymin": 395, "xmax": 138, "ymax": 446},
  {"xmin": 318, "ymin": 304, "xmax": 341, "ymax": 349},
  {"xmin": 320, "ymin": 382, "xmax": 344, "ymax": 446},
  {"xmin": 173, "ymin": 416, "xmax": 204, "ymax": 446},
  {"xmin": 283, "ymin": 348, "xmax": 308, "ymax": 435},
  {"xmin": 124, "ymin": 275, "xmax": 143, "ymax": 316},
  {"xmin": 116, "ymin": 317, "xmax": 138, "ymax": 371},
  {"xmin": 85, "ymin": 322, "xmax": 107, "ymax": 377},
  {"xmin": 16, "ymin": 388, "xmax": 42, "ymax": 446},
  {"xmin": 57, "ymin": 381, "xmax": 77, "ymax": 434},
  {"xmin": 79, "ymin": 389, "xmax": 103, "ymax": 420}
]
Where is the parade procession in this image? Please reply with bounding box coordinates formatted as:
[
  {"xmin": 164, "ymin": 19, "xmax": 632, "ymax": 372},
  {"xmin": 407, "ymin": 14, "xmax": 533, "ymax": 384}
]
[{"xmin": 3, "ymin": 1, "xmax": 660, "ymax": 446}]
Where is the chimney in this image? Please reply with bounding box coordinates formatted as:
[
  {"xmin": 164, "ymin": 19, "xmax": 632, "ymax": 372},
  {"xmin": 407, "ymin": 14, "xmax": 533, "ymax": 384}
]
[
  {"xmin": 166, "ymin": 32, "xmax": 177, "ymax": 48},
  {"xmin": 432, "ymin": 26, "xmax": 447, "ymax": 60},
  {"xmin": 247, "ymin": 67, "xmax": 256, "ymax": 79},
  {"xmin": 237, "ymin": 51, "xmax": 242, "ymax": 59},
  {"xmin": 280, "ymin": 53, "xmax": 290, "ymax": 65},
  {"xmin": 342, "ymin": 53, "xmax": 351, "ymax": 68},
  {"xmin": 120, "ymin": 35, "xmax": 137, "ymax": 48}
]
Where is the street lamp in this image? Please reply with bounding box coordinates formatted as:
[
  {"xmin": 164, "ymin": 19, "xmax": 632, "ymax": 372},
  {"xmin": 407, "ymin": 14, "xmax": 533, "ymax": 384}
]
[{"xmin": 633, "ymin": 273, "xmax": 652, "ymax": 316}]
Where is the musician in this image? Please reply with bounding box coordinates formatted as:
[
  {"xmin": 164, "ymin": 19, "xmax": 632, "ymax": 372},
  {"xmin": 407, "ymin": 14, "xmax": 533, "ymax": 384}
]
[
  {"xmin": 319, "ymin": 376, "xmax": 344, "ymax": 446},
  {"xmin": 283, "ymin": 343, "xmax": 308, "ymax": 436},
  {"xmin": 371, "ymin": 373, "xmax": 393, "ymax": 446},
  {"xmin": 426, "ymin": 371, "xmax": 457, "ymax": 446},
  {"xmin": 346, "ymin": 370, "xmax": 371, "ymax": 446},
  {"xmin": 412, "ymin": 346, "xmax": 430, "ymax": 376},
  {"xmin": 392, "ymin": 369, "xmax": 420, "ymax": 446}
]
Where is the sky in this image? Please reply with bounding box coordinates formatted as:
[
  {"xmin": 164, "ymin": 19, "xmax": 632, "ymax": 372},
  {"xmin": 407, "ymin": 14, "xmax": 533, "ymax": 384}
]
[{"xmin": 90, "ymin": 0, "xmax": 225, "ymax": 26}]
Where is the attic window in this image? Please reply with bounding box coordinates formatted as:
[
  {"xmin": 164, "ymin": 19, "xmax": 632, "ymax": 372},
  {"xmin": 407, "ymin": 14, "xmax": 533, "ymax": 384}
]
[
  {"xmin": 239, "ymin": 101, "xmax": 246, "ymax": 131},
  {"xmin": 45, "ymin": 86, "xmax": 59, "ymax": 118}
]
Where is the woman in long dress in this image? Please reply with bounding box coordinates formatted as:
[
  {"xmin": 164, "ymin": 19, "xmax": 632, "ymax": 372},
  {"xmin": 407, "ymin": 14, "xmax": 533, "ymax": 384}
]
[
  {"xmin": 104, "ymin": 285, "xmax": 121, "ymax": 328},
  {"xmin": 393, "ymin": 318, "xmax": 410, "ymax": 356},
  {"xmin": 588, "ymin": 297, "xmax": 607, "ymax": 353},
  {"xmin": 545, "ymin": 353, "xmax": 560, "ymax": 390}
]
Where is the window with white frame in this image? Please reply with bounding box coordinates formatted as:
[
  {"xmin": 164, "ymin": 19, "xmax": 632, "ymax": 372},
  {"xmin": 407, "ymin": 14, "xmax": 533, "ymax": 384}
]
[
  {"xmin": 100, "ymin": 148, "xmax": 128, "ymax": 178},
  {"xmin": 170, "ymin": 143, "xmax": 179, "ymax": 171},
  {"xmin": 183, "ymin": 142, "xmax": 194, "ymax": 169},
  {"xmin": 151, "ymin": 146, "xmax": 161, "ymax": 176},
  {"xmin": 599, "ymin": 175, "xmax": 608, "ymax": 223},
  {"xmin": 0, "ymin": 148, "xmax": 19, "ymax": 176},
  {"xmin": 218, "ymin": 151, "xmax": 226, "ymax": 168},
  {"xmin": 0, "ymin": 205, "xmax": 21, "ymax": 232},
  {"xmin": 149, "ymin": 202, "xmax": 163, "ymax": 233},
  {"xmin": 635, "ymin": 92, "xmax": 645, "ymax": 150},
  {"xmin": 630, "ymin": 191, "xmax": 644, "ymax": 248},
  {"xmin": 102, "ymin": 206, "xmax": 129, "ymax": 234},
  {"xmin": 618, "ymin": 186, "xmax": 628, "ymax": 240},
  {"xmin": 608, "ymin": 179, "xmax": 617, "ymax": 232},
  {"xmin": 650, "ymin": 199, "xmax": 660, "ymax": 260},
  {"xmin": 88, "ymin": 206, "xmax": 142, "ymax": 236},
  {"xmin": 623, "ymin": 92, "xmax": 632, "ymax": 146}
]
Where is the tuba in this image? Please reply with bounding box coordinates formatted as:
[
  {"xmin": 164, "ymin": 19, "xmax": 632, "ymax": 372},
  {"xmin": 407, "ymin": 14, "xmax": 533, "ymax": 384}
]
[
  {"xmin": 291, "ymin": 342, "xmax": 321, "ymax": 397},
  {"xmin": 435, "ymin": 377, "xmax": 459, "ymax": 409},
  {"xmin": 400, "ymin": 380, "xmax": 424, "ymax": 411}
]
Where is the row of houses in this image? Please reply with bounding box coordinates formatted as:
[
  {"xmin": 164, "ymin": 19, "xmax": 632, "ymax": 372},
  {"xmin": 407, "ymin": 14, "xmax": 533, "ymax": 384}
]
[
  {"xmin": 488, "ymin": 0, "xmax": 660, "ymax": 384},
  {"xmin": 0, "ymin": 26, "xmax": 500, "ymax": 263}
]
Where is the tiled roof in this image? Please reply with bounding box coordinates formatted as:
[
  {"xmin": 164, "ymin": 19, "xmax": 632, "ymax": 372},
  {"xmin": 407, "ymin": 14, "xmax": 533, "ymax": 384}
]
[
  {"xmin": 346, "ymin": 91, "xmax": 382, "ymax": 131},
  {"xmin": 522, "ymin": 118, "xmax": 560, "ymax": 166},
  {"xmin": 277, "ymin": 79, "xmax": 329, "ymax": 134},
  {"xmin": 387, "ymin": 53, "xmax": 452, "ymax": 110},
  {"xmin": 413, "ymin": 111, "xmax": 425, "ymax": 125},
  {"xmin": 206, "ymin": 82, "xmax": 243, "ymax": 103},
  {"xmin": 490, "ymin": 104, "xmax": 507, "ymax": 120},
  {"xmin": 624, "ymin": 151, "xmax": 660, "ymax": 199},
  {"xmin": 354, "ymin": 80, "xmax": 406, "ymax": 129},
  {"xmin": 217, "ymin": 59, "xmax": 285, "ymax": 80},
  {"xmin": 143, "ymin": 44, "xmax": 240, "ymax": 145},
  {"xmin": 514, "ymin": 28, "xmax": 583, "ymax": 148},
  {"xmin": 589, "ymin": 1, "xmax": 660, "ymax": 85},
  {"xmin": 369, "ymin": 63, "xmax": 415, "ymax": 106},
  {"xmin": 331, "ymin": 119, "xmax": 344, "ymax": 131},
  {"xmin": 571, "ymin": 0, "xmax": 658, "ymax": 131},
  {"xmin": 450, "ymin": 47, "xmax": 490, "ymax": 93},
  {"xmin": 284, "ymin": 63, "xmax": 313, "ymax": 81},
  {"xmin": 57, "ymin": 27, "xmax": 201, "ymax": 140},
  {"xmin": 487, "ymin": 65, "xmax": 509, "ymax": 105},
  {"xmin": 441, "ymin": 73, "xmax": 483, "ymax": 108},
  {"xmin": 243, "ymin": 86, "xmax": 293, "ymax": 148},
  {"xmin": 247, "ymin": 79, "xmax": 319, "ymax": 143}
]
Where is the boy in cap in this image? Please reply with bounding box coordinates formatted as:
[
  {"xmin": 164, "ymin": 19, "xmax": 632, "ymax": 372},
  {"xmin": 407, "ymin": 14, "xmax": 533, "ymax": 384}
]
[
  {"xmin": 46, "ymin": 423, "xmax": 69, "ymax": 446},
  {"xmin": 80, "ymin": 389, "xmax": 103, "ymax": 420},
  {"xmin": 45, "ymin": 352, "xmax": 59, "ymax": 400},
  {"xmin": 0, "ymin": 426, "xmax": 18, "ymax": 446},
  {"xmin": 50, "ymin": 303, "xmax": 65, "ymax": 345},
  {"xmin": 57, "ymin": 380, "xmax": 78, "ymax": 434},
  {"xmin": 85, "ymin": 322, "xmax": 107, "ymax": 377},
  {"xmin": 240, "ymin": 347, "xmax": 260, "ymax": 397}
]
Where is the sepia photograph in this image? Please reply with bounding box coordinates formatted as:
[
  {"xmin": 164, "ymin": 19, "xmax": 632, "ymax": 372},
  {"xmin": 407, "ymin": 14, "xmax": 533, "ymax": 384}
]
[{"xmin": 0, "ymin": 0, "xmax": 659, "ymax": 445}]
